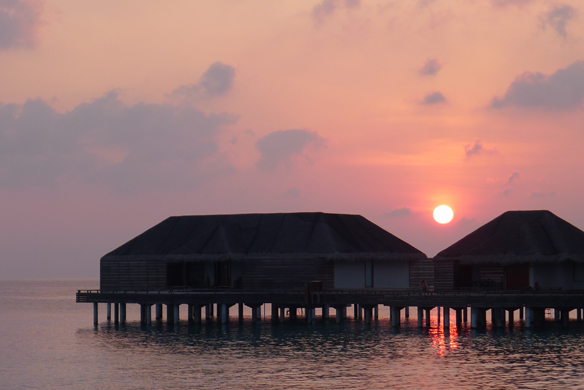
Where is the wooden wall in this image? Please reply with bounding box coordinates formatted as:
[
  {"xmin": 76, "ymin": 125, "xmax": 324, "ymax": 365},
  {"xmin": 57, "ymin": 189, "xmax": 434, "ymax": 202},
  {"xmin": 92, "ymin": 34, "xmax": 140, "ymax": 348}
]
[
  {"xmin": 241, "ymin": 258, "xmax": 334, "ymax": 291},
  {"xmin": 434, "ymin": 259, "xmax": 454, "ymax": 291},
  {"xmin": 100, "ymin": 259, "xmax": 166, "ymax": 291},
  {"xmin": 409, "ymin": 259, "xmax": 435, "ymax": 290}
]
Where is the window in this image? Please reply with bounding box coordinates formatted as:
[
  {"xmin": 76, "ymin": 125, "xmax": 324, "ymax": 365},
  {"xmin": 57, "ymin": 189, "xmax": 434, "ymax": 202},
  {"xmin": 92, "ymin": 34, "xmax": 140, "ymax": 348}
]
[
  {"xmin": 365, "ymin": 261, "xmax": 373, "ymax": 288},
  {"xmin": 574, "ymin": 263, "xmax": 584, "ymax": 282}
]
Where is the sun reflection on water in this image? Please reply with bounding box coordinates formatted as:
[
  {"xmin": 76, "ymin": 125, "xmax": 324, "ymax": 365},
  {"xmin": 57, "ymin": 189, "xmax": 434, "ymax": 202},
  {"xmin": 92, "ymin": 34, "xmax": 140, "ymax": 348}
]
[{"xmin": 427, "ymin": 308, "xmax": 460, "ymax": 358}]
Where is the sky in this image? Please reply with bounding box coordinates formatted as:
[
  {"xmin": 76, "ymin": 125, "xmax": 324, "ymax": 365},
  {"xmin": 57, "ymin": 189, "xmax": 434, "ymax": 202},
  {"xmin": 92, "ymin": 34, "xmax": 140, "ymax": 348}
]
[{"xmin": 1, "ymin": 0, "xmax": 584, "ymax": 278}]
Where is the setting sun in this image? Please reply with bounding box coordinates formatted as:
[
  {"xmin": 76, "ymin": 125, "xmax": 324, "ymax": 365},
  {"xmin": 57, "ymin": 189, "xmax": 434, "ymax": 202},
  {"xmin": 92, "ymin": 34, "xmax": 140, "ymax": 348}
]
[{"xmin": 433, "ymin": 205, "xmax": 454, "ymax": 224}]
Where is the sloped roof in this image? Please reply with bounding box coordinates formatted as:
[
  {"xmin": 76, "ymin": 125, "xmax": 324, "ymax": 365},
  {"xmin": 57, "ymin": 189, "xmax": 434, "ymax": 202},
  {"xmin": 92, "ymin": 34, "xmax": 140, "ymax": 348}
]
[
  {"xmin": 435, "ymin": 210, "xmax": 584, "ymax": 264},
  {"xmin": 102, "ymin": 212, "xmax": 426, "ymax": 262}
]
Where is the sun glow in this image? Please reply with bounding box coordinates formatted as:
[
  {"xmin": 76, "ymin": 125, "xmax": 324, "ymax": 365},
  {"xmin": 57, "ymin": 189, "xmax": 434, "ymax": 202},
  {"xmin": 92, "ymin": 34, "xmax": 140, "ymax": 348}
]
[{"xmin": 433, "ymin": 205, "xmax": 453, "ymax": 224}]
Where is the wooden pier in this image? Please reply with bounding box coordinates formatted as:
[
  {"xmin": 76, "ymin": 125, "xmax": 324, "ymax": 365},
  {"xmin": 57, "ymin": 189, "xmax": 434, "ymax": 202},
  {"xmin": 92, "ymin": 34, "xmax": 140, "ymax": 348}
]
[{"xmin": 77, "ymin": 288, "xmax": 584, "ymax": 329}]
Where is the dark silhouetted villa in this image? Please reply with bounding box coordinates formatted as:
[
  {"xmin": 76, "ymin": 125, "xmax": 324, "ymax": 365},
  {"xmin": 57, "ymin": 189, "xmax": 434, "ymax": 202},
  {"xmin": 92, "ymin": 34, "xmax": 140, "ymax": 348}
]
[
  {"xmin": 434, "ymin": 210, "xmax": 584, "ymax": 291},
  {"xmin": 100, "ymin": 212, "xmax": 427, "ymax": 292}
]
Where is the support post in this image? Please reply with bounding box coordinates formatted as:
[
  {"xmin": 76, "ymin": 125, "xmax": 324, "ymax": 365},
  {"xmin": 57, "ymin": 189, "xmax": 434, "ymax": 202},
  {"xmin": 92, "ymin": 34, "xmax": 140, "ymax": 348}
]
[
  {"xmin": 364, "ymin": 307, "xmax": 372, "ymax": 325},
  {"xmin": 471, "ymin": 307, "xmax": 478, "ymax": 329},
  {"xmin": 525, "ymin": 307, "xmax": 532, "ymax": 328},
  {"xmin": 335, "ymin": 307, "xmax": 343, "ymax": 324},
  {"xmin": 391, "ymin": 307, "xmax": 400, "ymax": 328},
  {"xmin": 120, "ymin": 303, "xmax": 126, "ymax": 325},
  {"xmin": 221, "ymin": 304, "xmax": 228, "ymax": 324},
  {"xmin": 417, "ymin": 307, "xmax": 423, "ymax": 328},
  {"xmin": 494, "ymin": 308, "xmax": 504, "ymax": 328},
  {"xmin": 146, "ymin": 304, "xmax": 152, "ymax": 325},
  {"xmin": 578, "ymin": 308, "xmax": 582, "ymax": 322},
  {"xmin": 205, "ymin": 304, "xmax": 211, "ymax": 320},
  {"xmin": 239, "ymin": 303, "xmax": 244, "ymax": 322},
  {"xmin": 562, "ymin": 309, "xmax": 569, "ymax": 327},
  {"xmin": 140, "ymin": 304, "xmax": 146, "ymax": 324},
  {"xmin": 250, "ymin": 305, "xmax": 259, "ymax": 324},
  {"xmin": 405, "ymin": 306, "xmax": 410, "ymax": 319},
  {"xmin": 508, "ymin": 309, "xmax": 514, "ymax": 328},
  {"xmin": 107, "ymin": 303, "xmax": 111, "ymax": 321},
  {"xmin": 323, "ymin": 305, "xmax": 329, "ymax": 320},
  {"xmin": 114, "ymin": 303, "xmax": 119, "ymax": 324},
  {"xmin": 188, "ymin": 305, "xmax": 194, "ymax": 323},
  {"xmin": 193, "ymin": 305, "xmax": 202, "ymax": 324},
  {"xmin": 174, "ymin": 304, "xmax": 180, "ymax": 323},
  {"xmin": 280, "ymin": 307, "xmax": 286, "ymax": 322},
  {"xmin": 374, "ymin": 305, "xmax": 379, "ymax": 320},
  {"xmin": 271, "ymin": 305, "xmax": 279, "ymax": 322},
  {"xmin": 443, "ymin": 307, "xmax": 450, "ymax": 328},
  {"xmin": 290, "ymin": 307, "xmax": 297, "ymax": 321},
  {"xmin": 156, "ymin": 303, "xmax": 162, "ymax": 320},
  {"xmin": 463, "ymin": 307, "xmax": 468, "ymax": 323},
  {"xmin": 93, "ymin": 302, "xmax": 98, "ymax": 325},
  {"xmin": 167, "ymin": 304, "xmax": 174, "ymax": 324},
  {"xmin": 425, "ymin": 308, "xmax": 431, "ymax": 328},
  {"xmin": 555, "ymin": 308, "xmax": 561, "ymax": 322},
  {"xmin": 455, "ymin": 309, "xmax": 462, "ymax": 328},
  {"xmin": 256, "ymin": 306, "xmax": 262, "ymax": 322}
]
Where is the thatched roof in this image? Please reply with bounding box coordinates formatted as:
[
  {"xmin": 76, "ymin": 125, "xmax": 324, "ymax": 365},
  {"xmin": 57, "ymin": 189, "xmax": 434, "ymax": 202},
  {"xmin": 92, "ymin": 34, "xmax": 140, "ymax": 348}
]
[
  {"xmin": 102, "ymin": 212, "xmax": 426, "ymax": 262},
  {"xmin": 435, "ymin": 210, "xmax": 584, "ymax": 265}
]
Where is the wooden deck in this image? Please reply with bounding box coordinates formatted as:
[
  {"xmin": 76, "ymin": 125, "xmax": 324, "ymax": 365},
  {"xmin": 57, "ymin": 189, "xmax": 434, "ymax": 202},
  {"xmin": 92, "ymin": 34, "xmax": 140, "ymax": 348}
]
[{"xmin": 77, "ymin": 289, "xmax": 584, "ymax": 310}]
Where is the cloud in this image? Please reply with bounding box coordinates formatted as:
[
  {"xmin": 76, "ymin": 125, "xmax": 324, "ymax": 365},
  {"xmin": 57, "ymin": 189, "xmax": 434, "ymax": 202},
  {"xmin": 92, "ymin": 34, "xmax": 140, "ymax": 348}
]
[
  {"xmin": 256, "ymin": 129, "xmax": 325, "ymax": 171},
  {"xmin": 312, "ymin": 0, "xmax": 360, "ymax": 24},
  {"xmin": 507, "ymin": 171, "xmax": 520, "ymax": 185},
  {"xmin": 0, "ymin": 0, "xmax": 43, "ymax": 50},
  {"xmin": 531, "ymin": 191, "xmax": 556, "ymax": 198},
  {"xmin": 491, "ymin": 61, "xmax": 584, "ymax": 110},
  {"xmin": 382, "ymin": 207, "xmax": 412, "ymax": 218},
  {"xmin": 419, "ymin": 59, "xmax": 442, "ymax": 76},
  {"xmin": 464, "ymin": 139, "xmax": 498, "ymax": 158},
  {"xmin": 541, "ymin": 5, "xmax": 577, "ymax": 38},
  {"xmin": 492, "ymin": 0, "xmax": 533, "ymax": 7},
  {"xmin": 281, "ymin": 188, "xmax": 301, "ymax": 198},
  {"xmin": 421, "ymin": 91, "xmax": 446, "ymax": 105},
  {"xmin": 0, "ymin": 91, "xmax": 237, "ymax": 191},
  {"xmin": 168, "ymin": 62, "xmax": 236, "ymax": 102}
]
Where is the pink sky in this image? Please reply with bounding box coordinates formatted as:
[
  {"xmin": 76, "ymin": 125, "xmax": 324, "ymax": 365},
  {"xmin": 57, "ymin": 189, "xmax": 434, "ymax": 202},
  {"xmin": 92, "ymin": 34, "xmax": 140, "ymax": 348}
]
[{"xmin": 1, "ymin": 0, "xmax": 584, "ymax": 277}]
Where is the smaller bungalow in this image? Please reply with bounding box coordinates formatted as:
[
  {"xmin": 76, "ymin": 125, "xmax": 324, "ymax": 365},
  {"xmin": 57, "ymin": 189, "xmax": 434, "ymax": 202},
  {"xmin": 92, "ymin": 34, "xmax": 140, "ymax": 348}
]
[
  {"xmin": 434, "ymin": 210, "xmax": 584, "ymax": 291},
  {"xmin": 100, "ymin": 212, "xmax": 428, "ymax": 292}
]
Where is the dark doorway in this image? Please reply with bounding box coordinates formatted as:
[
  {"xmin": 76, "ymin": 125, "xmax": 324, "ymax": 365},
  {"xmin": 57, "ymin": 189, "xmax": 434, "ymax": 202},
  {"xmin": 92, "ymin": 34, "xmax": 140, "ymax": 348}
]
[
  {"xmin": 505, "ymin": 264, "xmax": 529, "ymax": 290},
  {"xmin": 167, "ymin": 261, "xmax": 205, "ymax": 288},
  {"xmin": 214, "ymin": 261, "xmax": 232, "ymax": 287},
  {"xmin": 453, "ymin": 262, "xmax": 473, "ymax": 289}
]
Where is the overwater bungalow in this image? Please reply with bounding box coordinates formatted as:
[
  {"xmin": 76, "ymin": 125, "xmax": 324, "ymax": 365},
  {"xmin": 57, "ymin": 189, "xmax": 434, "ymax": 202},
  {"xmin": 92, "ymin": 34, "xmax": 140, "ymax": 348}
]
[
  {"xmin": 434, "ymin": 210, "xmax": 584, "ymax": 292},
  {"xmin": 80, "ymin": 212, "xmax": 431, "ymax": 326},
  {"xmin": 100, "ymin": 212, "xmax": 427, "ymax": 292}
]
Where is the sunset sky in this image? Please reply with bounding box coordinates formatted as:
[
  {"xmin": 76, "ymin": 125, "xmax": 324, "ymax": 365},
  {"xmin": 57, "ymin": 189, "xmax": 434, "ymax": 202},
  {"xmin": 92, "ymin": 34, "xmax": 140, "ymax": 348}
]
[{"xmin": 2, "ymin": 0, "xmax": 584, "ymax": 278}]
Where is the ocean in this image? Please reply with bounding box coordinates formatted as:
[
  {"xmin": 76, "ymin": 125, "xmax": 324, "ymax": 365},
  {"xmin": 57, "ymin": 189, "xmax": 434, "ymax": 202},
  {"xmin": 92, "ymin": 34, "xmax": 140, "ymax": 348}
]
[{"xmin": 1, "ymin": 279, "xmax": 584, "ymax": 389}]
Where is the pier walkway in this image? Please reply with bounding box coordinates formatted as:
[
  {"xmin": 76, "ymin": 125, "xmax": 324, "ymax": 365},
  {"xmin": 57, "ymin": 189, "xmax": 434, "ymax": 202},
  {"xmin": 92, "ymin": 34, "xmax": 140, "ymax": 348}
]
[{"xmin": 77, "ymin": 289, "xmax": 584, "ymax": 329}]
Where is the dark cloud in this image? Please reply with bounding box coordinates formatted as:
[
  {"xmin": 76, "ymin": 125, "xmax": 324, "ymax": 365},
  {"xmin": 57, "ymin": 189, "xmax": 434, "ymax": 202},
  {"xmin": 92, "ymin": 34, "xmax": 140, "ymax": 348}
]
[
  {"xmin": 312, "ymin": 0, "xmax": 360, "ymax": 24},
  {"xmin": 281, "ymin": 188, "xmax": 301, "ymax": 199},
  {"xmin": 491, "ymin": 61, "xmax": 584, "ymax": 110},
  {"xmin": 541, "ymin": 5, "xmax": 577, "ymax": 38},
  {"xmin": 168, "ymin": 62, "xmax": 235, "ymax": 101},
  {"xmin": 464, "ymin": 139, "xmax": 498, "ymax": 158},
  {"xmin": 0, "ymin": 91, "xmax": 237, "ymax": 191},
  {"xmin": 531, "ymin": 191, "xmax": 556, "ymax": 198},
  {"xmin": 421, "ymin": 91, "xmax": 446, "ymax": 105},
  {"xmin": 491, "ymin": 0, "xmax": 533, "ymax": 7},
  {"xmin": 419, "ymin": 59, "xmax": 442, "ymax": 76},
  {"xmin": 0, "ymin": 0, "xmax": 43, "ymax": 50},
  {"xmin": 507, "ymin": 171, "xmax": 520, "ymax": 185},
  {"xmin": 382, "ymin": 207, "xmax": 411, "ymax": 218},
  {"xmin": 256, "ymin": 129, "xmax": 325, "ymax": 171}
]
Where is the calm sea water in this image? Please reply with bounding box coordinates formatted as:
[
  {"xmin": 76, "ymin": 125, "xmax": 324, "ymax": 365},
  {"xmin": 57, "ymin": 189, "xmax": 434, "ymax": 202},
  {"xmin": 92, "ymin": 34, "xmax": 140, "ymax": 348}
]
[{"xmin": 2, "ymin": 279, "xmax": 584, "ymax": 389}]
